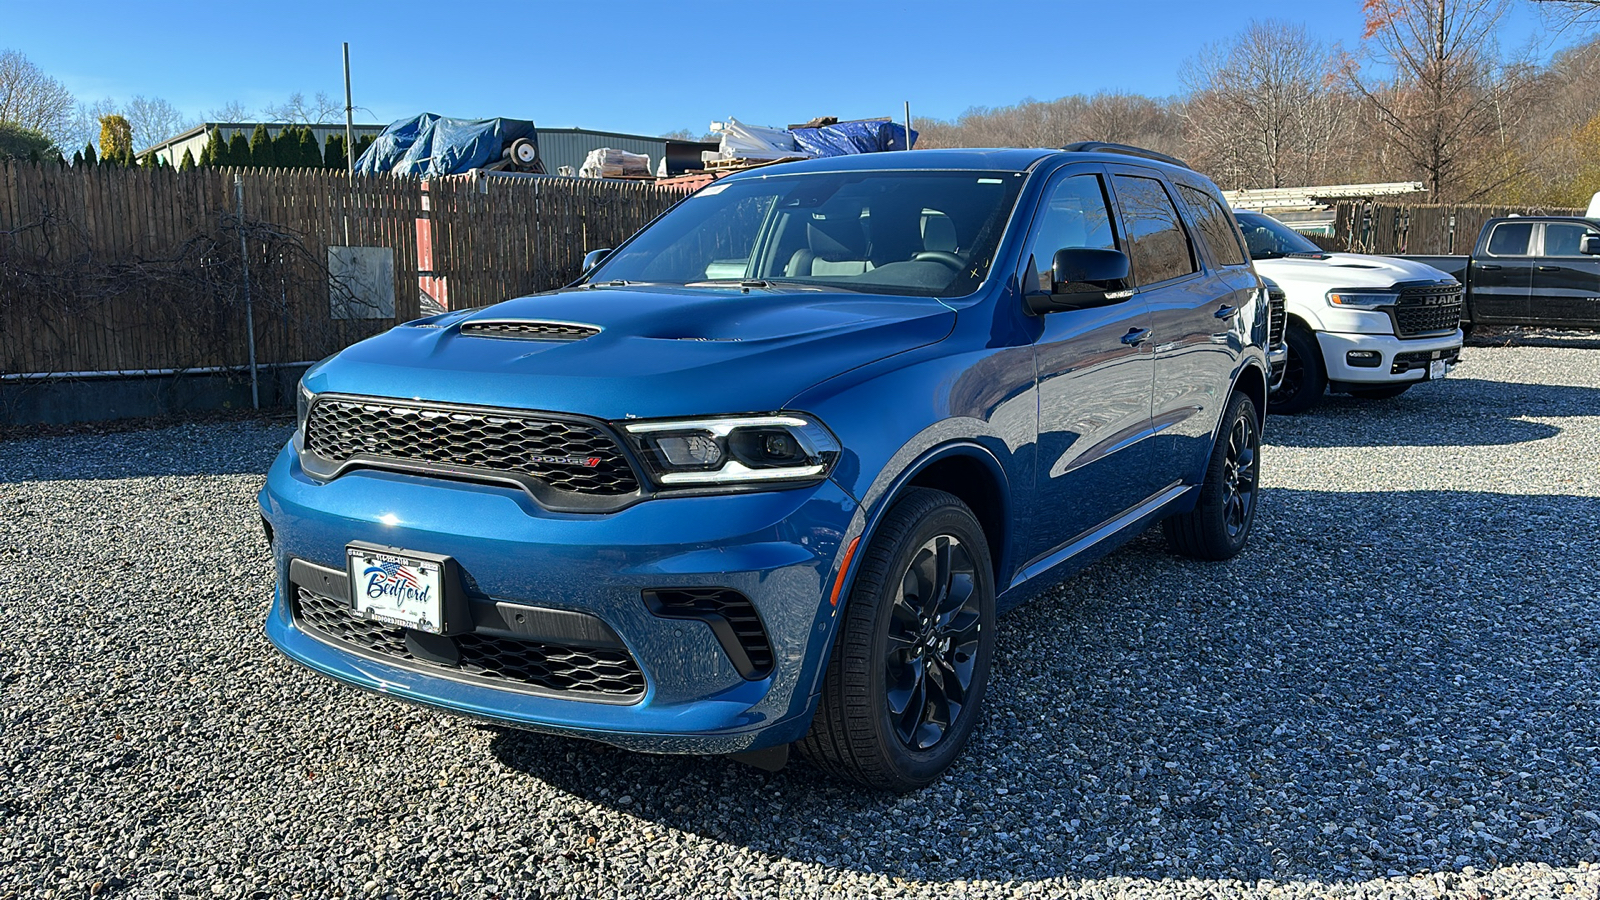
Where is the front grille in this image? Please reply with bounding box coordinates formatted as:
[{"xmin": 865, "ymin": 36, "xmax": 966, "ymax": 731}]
[
  {"xmin": 1394, "ymin": 284, "xmax": 1462, "ymax": 337},
  {"xmin": 1392, "ymin": 347, "xmax": 1460, "ymax": 375},
  {"xmin": 305, "ymin": 397, "xmax": 639, "ymax": 496},
  {"xmin": 1267, "ymin": 288, "xmax": 1287, "ymax": 347},
  {"xmin": 460, "ymin": 321, "xmax": 600, "ymax": 340},
  {"xmin": 293, "ymin": 588, "xmax": 646, "ymax": 698},
  {"xmin": 645, "ymin": 588, "xmax": 773, "ymax": 679}
]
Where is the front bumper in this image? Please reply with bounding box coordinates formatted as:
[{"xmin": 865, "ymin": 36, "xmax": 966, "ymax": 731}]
[
  {"xmin": 1315, "ymin": 330, "xmax": 1463, "ymax": 385},
  {"xmin": 260, "ymin": 444, "xmax": 858, "ymax": 754},
  {"xmin": 1267, "ymin": 342, "xmax": 1289, "ymax": 390}
]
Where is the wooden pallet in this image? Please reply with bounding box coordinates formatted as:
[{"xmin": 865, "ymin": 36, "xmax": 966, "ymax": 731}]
[{"xmin": 702, "ymin": 156, "xmax": 807, "ymax": 171}]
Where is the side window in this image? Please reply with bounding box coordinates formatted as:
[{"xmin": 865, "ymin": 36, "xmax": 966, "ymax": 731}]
[
  {"xmin": 1541, "ymin": 223, "xmax": 1599, "ymax": 257},
  {"xmin": 1485, "ymin": 221, "xmax": 1534, "ymax": 257},
  {"xmin": 1176, "ymin": 184, "xmax": 1248, "ymax": 267},
  {"xmin": 1022, "ymin": 174, "xmax": 1117, "ymax": 293},
  {"xmin": 1112, "ymin": 174, "xmax": 1198, "ymax": 286}
]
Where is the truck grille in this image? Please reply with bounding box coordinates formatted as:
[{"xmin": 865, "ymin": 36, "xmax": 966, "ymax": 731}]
[
  {"xmin": 1267, "ymin": 285, "xmax": 1287, "ymax": 347},
  {"xmin": 293, "ymin": 587, "xmax": 646, "ymax": 699},
  {"xmin": 1391, "ymin": 347, "xmax": 1460, "ymax": 375},
  {"xmin": 305, "ymin": 397, "xmax": 639, "ymax": 496},
  {"xmin": 1394, "ymin": 284, "xmax": 1462, "ymax": 337}
]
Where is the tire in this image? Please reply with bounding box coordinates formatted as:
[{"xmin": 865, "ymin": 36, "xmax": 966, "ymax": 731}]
[
  {"xmin": 1346, "ymin": 384, "xmax": 1411, "ymax": 400},
  {"xmin": 797, "ymin": 488, "xmax": 995, "ymax": 792},
  {"xmin": 1164, "ymin": 392, "xmax": 1261, "ymax": 562},
  {"xmin": 1267, "ymin": 326, "xmax": 1326, "ymax": 415}
]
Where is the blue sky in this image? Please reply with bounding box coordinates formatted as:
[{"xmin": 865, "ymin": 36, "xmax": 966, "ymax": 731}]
[{"xmin": 2, "ymin": 0, "xmax": 1557, "ymax": 138}]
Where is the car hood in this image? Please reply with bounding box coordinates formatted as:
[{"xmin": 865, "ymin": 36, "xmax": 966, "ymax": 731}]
[
  {"xmin": 1252, "ymin": 253, "xmax": 1456, "ymax": 289},
  {"xmin": 305, "ymin": 286, "xmax": 956, "ymax": 420}
]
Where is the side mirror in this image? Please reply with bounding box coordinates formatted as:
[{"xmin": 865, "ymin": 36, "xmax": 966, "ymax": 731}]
[
  {"xmin": 582, "ymin": 248, "xmax": 612, "ymax": 272},
  {"xmin": 1025, "ymin": 248, "xmax": 1134, "ymax": 315},
  {"xmin": 1581, "ymin": 234, "xmax": 1600, "ymax": 256}
]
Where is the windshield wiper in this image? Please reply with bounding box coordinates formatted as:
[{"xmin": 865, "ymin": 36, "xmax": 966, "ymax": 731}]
[{"xmin": 683, "ymin": 279, "xmax": 845, "ymax": 292}]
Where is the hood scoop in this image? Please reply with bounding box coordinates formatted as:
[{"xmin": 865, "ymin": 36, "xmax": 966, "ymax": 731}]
[{"xmin": 459, "ymin": 320, "xmax": 601, "ymax": 341}]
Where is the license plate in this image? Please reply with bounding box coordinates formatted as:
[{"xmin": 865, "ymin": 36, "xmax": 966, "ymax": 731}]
[
  {"xmin": 347, "ymin": 547, "xmax": 445, "ymax": 633},
  {"xmin": 1429, "ymin": 359, "xmax": 1449, "ymax": 380}
]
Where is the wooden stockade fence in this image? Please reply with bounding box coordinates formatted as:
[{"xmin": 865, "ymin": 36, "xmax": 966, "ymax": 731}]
[
  {"xmin": 0, "ymin": 163, "xmax": 680, "ymax": 379},
  {"xmin": 1333, "ymin": 202, "xmax": 1586, "ymax": 256}
]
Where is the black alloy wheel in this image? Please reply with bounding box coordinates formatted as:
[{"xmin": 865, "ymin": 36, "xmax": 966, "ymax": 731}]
[
  {"xmin": 798, "ymin": 488, "xmax": 995, "ymax": 792},
  {"xmin": 1219, "ymin": 409, "xmax": 1259, "ymax": 542},
  {"xmin": 1164, "ymin": 391, "xmax": 1262, "ymax": 561},
  {"xmin": 883, "ymin": 534, "xmax": 982, "ymax": 751}
]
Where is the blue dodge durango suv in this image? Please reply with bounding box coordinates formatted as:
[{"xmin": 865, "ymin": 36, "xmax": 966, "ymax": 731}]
[{"xmin": 261, "ymin": 144, "xmax": 1270, "ymax": 791}]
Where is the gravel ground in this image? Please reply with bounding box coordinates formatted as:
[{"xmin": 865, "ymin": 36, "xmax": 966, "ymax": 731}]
[{"xmin": 2, "ymin": 341, "xmax": 1597, "ymax": 899}]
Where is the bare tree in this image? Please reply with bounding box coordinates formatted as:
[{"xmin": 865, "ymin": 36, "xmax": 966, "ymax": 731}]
[
  {"xmin": 263, "ymin": 91, "xmax": 341, "ymax": 125},
  {"xmin": 1530, "ymin": 0, "xmax": 1600, "ymax": 32},
  {"xmin": 0, "ymin": 49, "xmax": 76, "ymax": 141},
  {"xmin": 1344, "ymin": 0, "xmax": 1527, "ymax": 201},
  {"xmin": 124, "ymin": 95, "xmax": 190, "ymax": 149},
  {"xmin": 203, "ymin": 100, "xmax": 252, "ymax": 123},
  {"xmin": 1181, "ymin": 21, "xmax": 1356, "ymax": 189}
]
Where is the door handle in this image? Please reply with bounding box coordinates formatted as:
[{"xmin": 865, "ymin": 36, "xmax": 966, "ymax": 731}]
[
  {"xmin": 1121, "ymin": 328, "xmax": 1150, "ymax": 346},
  {"xmin": 1537, "ymin": 265, "xmax": 1558, "ymax": 272},
  {"xmin": 1214, "ymin": 305, "xmax": 1238, "ymax": 319},
  {"xmin": 1479, "ymin": 264, "xmax": 1501, "ymax": 270}
]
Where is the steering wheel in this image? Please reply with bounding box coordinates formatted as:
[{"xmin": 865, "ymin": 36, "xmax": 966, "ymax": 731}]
[{"xmin": 911, "ymin": 251, "xmax": 966, "ymax": 270}]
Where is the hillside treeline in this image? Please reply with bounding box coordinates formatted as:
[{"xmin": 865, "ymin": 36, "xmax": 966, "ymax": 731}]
[{"xmin": 919, "ymin": 13, "xmax": 1600, "ymax": 207}]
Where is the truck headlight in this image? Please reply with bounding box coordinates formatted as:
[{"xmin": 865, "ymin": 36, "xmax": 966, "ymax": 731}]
[
  {"xmin": 1326, "ymin": 289, "xmax": 1397, "ymax": 310},
  {"xmin": 622, "ymin": 414, "xmax": 840, "ymax": 487}
]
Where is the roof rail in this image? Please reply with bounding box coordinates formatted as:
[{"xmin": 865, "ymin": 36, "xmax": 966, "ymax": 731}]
[{"xmin": 1061, "ymin": 141, "xmax": 1193, "ymax": 171}]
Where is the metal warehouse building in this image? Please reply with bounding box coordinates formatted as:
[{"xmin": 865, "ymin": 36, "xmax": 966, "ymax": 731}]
[{"xmin": 533, "ymin": 128, "xmax": 717, "ymax": 176}]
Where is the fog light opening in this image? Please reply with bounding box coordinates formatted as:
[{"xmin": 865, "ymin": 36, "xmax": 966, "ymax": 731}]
[{"xmin": 1346, "ymin": 350, "xmax": 1383, "ymax": 368}]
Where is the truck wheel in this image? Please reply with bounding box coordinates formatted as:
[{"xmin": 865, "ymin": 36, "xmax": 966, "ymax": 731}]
[
  {"xmin": 1268, "ymin": 326, "xmax": 1326, "ymax": 415},
  {"xmin": 1347, "ymin": 384, "xmax": 1411, "ymax": 400},
  {"xmin": 1164, "ymin": 392, "xmax": 1260, "ymax": 562},
  {"xmin": 798, "ymin": 488, "xmax": 995, "ymax": 793}
]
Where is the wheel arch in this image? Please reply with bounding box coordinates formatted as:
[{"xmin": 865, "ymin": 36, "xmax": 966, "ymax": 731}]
[{"xmin": 823, "ymin": 441, "xmax": 1012, "ymax": 637}]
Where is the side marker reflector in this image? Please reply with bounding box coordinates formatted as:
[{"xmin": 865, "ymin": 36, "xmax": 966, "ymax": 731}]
[{"xmin": 829, "ymin": 537, "xmax": 861, "ymax": 607}]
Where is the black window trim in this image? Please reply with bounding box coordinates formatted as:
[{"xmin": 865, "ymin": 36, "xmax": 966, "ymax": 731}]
[
  {"xmin": 1104, "ymin": 164, "xmax": 1204, "ymax": 292},
  {"xmin": 1535, "ymin": 221, "xmax": 1600, "ymax": 259},
  {"xmin": 1172, "ymin": 179, "xmax": 1250, "ymax": 271},
  {"xmin": 1485, "ymin": 220, "xmax": 1536, "ymax": 258},
  {"xmin": 1013, "ymin": 162, "xmax": 1125, "ymax": 295}
]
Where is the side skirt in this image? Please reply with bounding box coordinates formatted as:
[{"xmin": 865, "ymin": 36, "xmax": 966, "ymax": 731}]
[{"xmin": 997, "ymin": 483, "xmax": 1196, "ymax": 612}]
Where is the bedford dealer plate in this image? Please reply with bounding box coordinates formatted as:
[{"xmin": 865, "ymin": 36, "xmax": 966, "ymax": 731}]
[
  {"xmin": 1429, "ymin": 359, "xmax": 1449, "ymax": 380},
  {"xmin": 347, "ymin": 547, "xmax": 444, "ymax": 633}
]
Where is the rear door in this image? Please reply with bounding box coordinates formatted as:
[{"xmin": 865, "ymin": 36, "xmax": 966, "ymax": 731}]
[
  {"xmin": 1020, "ymin": 166, "xmax": 1159, "ymax": 565},
  {"xmin": 1471, "ymin": 220, "xmax": 1537, "ymax": 322},
  {"xmin": 1107, "ymin": 166, "xmax": 1236, "ymax": 487},
  {"xmin": 1531, "ymin": 221, "xmax": 1600, "ymax": 326}
]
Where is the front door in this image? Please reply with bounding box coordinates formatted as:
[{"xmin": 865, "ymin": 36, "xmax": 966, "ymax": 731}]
[
  {"xmin": 1472, "ymin": 220, "xmax": 1537, "ymax": 323},
  {"xmin": 1531, "ymin": 222, "xmax": 1600, "ymax": 326},
  {"xmin": 1021, "ymin": 168, "xmax": 1158, "ymax": 566}
]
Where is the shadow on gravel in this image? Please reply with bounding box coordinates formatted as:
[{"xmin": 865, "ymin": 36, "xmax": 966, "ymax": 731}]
[
  {"xmin": 491, "ymin": 488, "xmax": 1600, "ymax": 887},
  {"xmin": 1266, "ymin": 378, "xmax": 1600, "ymax": 448},
  {"xmin": 0, "ymin": 420, "xmax": 292, "ymax": 483}
]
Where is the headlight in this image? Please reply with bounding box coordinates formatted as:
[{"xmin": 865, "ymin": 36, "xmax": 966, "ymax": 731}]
[
  {"xmin": 621, "ymin": 414, "xmax": 840, "ymax": 487},
  {"xmin": 296, "ymin": 380, "xmax": 315, "ymax": 435},
  {"xmin": 1326, "ymin": 289, "xmax": 1397, "ymax": 310}
]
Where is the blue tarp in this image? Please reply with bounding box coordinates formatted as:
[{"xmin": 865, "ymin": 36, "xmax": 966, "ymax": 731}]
[
  {"xmin": 789, "ymin": 121, "xmax": 917, "ymax": 158},
  {"xmin": 354, "ymin": 114, "xmax": 538, "ymax": 177}
]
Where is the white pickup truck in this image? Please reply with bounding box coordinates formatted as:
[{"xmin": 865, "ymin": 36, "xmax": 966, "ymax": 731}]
[{"xmin": 1233, "ymin": 210, "xmax": 1465, "ymax": 414}]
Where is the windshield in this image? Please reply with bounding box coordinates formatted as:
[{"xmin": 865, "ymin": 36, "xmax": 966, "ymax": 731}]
[
  {"xmin": 586, "ymin": 170, "xmax": 1026, "ymax": 298},
  {"xmin": 1233, "ymin": 211, "xmax": 1325, "ymax": 259}
]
